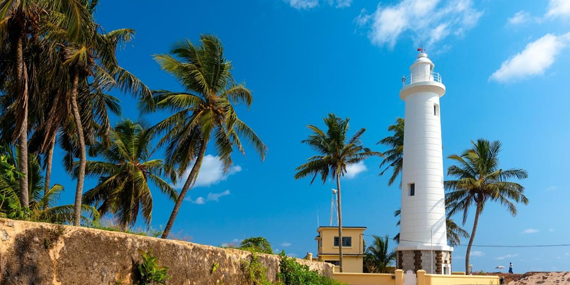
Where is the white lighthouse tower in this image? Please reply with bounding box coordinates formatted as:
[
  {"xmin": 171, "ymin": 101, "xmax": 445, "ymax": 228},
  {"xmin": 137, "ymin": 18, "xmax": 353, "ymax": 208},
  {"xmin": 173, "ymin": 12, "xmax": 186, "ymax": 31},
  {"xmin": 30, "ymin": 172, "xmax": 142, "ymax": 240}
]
[{"xmin": 395, "ymin": 51, "xmax": 453, "ymax": 275}]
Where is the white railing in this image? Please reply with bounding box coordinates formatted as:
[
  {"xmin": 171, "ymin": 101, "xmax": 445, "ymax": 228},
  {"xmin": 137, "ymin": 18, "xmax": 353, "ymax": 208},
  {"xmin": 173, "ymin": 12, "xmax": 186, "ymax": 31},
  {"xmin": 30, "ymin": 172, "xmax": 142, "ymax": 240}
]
[{"xmin": 402, "ymin": 72, "xmax": 443, "ymax": 86}]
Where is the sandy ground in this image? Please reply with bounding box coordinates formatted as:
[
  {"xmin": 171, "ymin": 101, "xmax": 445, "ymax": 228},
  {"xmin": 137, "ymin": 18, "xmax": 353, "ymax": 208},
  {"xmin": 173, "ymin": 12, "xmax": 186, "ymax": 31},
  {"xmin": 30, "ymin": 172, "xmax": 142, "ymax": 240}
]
[{"xmin": 502, "ymin": 272, "xmax": 570, "ymax": 285}]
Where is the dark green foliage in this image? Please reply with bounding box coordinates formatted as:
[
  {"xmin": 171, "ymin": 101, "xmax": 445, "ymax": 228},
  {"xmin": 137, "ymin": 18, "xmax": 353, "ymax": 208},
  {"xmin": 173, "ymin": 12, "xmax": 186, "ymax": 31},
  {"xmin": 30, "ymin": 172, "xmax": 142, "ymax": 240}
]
[
  {"xmin": 377, "ymin": 118, "xmax": 404, "ymax": 186},
  {"xmin": 240, "ymin": 237, "xmax": 274, "ymax": 254},
  {"xmin": 363, "ymin": 235, "xmax": 395, "ymax": 273},
  {"xmin": 81, "ymin": 120, "xmax": 177, "ymax": 230},
  {"xmin": 242, "ymin": 253, "xmax": 272, "ymax": 285},
  {"xmin": 137, "ymin": 250, "xmax": 170, "ymax": 285},
  {"xmin": 277, "ymin": 252, "xmax": 344, "ymax": 285}
]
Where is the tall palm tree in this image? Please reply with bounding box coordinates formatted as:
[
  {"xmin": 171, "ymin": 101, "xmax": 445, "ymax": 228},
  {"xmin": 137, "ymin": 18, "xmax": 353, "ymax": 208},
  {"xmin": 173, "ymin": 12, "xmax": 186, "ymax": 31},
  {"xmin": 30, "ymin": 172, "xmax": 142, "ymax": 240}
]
[
  {"xmin": 364, "ymin": 235, "xmax": 396, "ymax": 273},
  {"xmin": 295, "ymin": 114, "xmax": 381, "ymax": 272},
  {"xmin": 392, "ymin": 208, "xmax": 469, "ymax": 247},
  {"xmin": 0, "ymin": 0, "xmax": 91, "ymax": 210},
  {"xmin": 81, "ymin": 120, "xmax": 177, "ymax": 230},
  {"xmin": 149, "ymin": 35, "xmax": 266, "ymax": 239},
  {"xmin": 445, "ymin": 139, "xmax": 528, "ymax": 273},
  {"xmin": 52, "ymin": 1, "xmax": 150, "ymax": 226},
  {"xmin": 377, "ymin": 118, "xmax": 404, "ymax": 186}
]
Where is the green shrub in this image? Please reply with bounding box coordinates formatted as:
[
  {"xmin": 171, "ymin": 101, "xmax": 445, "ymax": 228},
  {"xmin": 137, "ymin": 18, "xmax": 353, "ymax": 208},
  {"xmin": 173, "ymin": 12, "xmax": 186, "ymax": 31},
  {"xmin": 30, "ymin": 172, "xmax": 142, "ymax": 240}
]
[
  {"xmin": 242, "ymin": 253, "xmax": 272, "ymax": 285},
  {"xmin": 239, "ymin": 237, "xmax": 274, "ymax": 254},
  {"xmin": 277, "ymin": 252, "xmax": 344, "ymax": 285},
  {"xmin": 137, "ymin": 250, "xmax": 170, "ymax": 285}
]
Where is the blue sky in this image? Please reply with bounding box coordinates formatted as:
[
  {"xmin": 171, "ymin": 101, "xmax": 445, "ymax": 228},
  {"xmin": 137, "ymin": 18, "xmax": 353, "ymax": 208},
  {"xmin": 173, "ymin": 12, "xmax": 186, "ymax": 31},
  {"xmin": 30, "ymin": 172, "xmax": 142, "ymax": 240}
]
[{"xmin": 48, "ymin": 0, "xmax": 570, "ymax": 273}]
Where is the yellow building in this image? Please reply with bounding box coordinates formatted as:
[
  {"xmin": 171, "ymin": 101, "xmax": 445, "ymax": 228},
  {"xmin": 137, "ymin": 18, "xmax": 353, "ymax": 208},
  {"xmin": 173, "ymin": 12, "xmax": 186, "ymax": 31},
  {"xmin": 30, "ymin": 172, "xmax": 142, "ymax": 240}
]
[{"xmin": 315, "ymin": 226, "xmax": 366, "ymax": 273}]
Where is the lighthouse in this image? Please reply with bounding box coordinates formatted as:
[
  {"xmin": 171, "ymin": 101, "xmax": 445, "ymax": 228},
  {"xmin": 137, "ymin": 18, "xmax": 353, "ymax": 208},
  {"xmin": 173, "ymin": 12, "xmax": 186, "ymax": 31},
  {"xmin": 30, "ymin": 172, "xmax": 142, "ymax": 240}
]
[{"xmin": 395, "ymin": 51, "xmax": 453, "ymax": 275}]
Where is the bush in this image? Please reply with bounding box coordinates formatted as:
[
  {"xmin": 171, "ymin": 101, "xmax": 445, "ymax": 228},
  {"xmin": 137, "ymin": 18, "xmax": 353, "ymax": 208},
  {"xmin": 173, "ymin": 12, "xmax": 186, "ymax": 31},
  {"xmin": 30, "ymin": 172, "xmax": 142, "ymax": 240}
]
[
  {"xmin": 242, "ymin": 253, "xmax": 272, "ymax": 285},
  {"xmin": 277, "ymin": 252, "xmax": 344, "ymax": 285},
  {"xmin": 137, "ymin": 250, "xmax": 170, "ymax": 285}
]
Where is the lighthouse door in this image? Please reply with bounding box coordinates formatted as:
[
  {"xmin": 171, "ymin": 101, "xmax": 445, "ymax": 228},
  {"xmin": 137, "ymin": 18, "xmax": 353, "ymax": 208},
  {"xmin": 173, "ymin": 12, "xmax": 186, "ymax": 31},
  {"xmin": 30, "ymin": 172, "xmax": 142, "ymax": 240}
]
[{"xmin": 404, "ymin": 270, "xmax": 417, "ymax": 285}]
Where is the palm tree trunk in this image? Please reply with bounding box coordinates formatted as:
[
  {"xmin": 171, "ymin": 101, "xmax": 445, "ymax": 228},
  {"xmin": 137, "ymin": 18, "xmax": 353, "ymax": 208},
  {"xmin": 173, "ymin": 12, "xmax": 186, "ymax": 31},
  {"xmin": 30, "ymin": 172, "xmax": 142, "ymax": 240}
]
[
  {"xmin": 336, "ymin": 172, "xmax": 344, "ymax": 273},
  {"xmin": 70, "ymin": 73, "xmax": 86, "ymax": 226},
  {"xmin": 465, "ymin": 202, "xmax": 482, "ymax": 274},
  {"xmin": 16, "ymin": 36, "xmax": 30, "ymax": 209},
  {"xmin": 161, "ymin": 142, "xmax": 207, "ymax": 239},
  {"xmin": 43, "ymin": 135, "xmax": 56, "ymax": 210}
]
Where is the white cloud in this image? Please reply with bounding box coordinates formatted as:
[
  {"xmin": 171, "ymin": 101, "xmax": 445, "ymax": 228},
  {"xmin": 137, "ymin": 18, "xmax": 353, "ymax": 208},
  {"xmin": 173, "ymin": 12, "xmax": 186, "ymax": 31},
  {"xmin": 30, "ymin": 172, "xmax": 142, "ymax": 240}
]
[
  {"xmin": 356, "ymin": 0, "xmax": 482, "ymax": 49},
  {"xmin": 496, "ymin": 254, "xmax": 519, "ymax": 260},
  {"xmin": 186, "ymin": 190, "xmax": 231, "ymax": 205},
  {"xmin": 175, "ymin": 155, "xmax": 242, "ymax": 189},
  {"xmin": 344, "ymin": 161, "xmax": 367, "ymax": 179},
  {"xmin": 281, "ymin": 242, "xmax": 292, "ymax": 247},
  {"xmin": 546, "ymin": 0, "xmax": 570, "ymax": 19},
  {"xmin": 507, "ymin": 11, "xmax": 531, "ymax": 25},
  {"xmin": 283, "ymin": 0, "xmax": 351, "ymax": 10},
  {"xmin": 470, "ymin": 251, "xmax": 485, "ymax": 257},
  {"xmin": 545, "ymin": 186, "xmax": 558, "ymax": 191},
  {"xmin": 490, "ymin": 33, "xmax": 570, "ymax": 82},
  {"xmin": 522, "ymin": 228, "xmax": 539, "ymax": 234}
]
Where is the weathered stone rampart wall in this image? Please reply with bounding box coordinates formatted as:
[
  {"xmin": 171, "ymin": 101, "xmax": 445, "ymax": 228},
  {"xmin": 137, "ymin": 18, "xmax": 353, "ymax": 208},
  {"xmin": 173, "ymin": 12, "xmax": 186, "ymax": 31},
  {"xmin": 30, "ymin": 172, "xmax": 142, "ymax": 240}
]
[{"xmin": 0, "ymin": 219, "xmax": 332, "ymax": 284}]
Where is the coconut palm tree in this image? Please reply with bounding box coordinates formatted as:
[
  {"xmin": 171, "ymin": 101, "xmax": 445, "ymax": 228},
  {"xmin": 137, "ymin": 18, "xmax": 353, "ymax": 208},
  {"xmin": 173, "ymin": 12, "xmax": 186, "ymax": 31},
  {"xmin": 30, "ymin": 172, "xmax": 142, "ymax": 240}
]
[
  {"xmin": 377, "ymin": 118, "xmax": 404, "ymax": 186},
  {"xmin": 0, "ymin": 0, "xmax": 91, "ymax": 210},
  {"xmin": 445, "ymin": 139, "xmax": 528, "ymax": 273},
  {"xmin": 392, "ymin": 208, "xmax": 469, "ymax": 247},
  {"xmin": 364, "ymin": 235, "xmax": 396, "ymax": 273},
  {"xmin": 50, "ymin": 1, "xmax": 151, "ymax": 226},
  {"xmin": 295, "ymin": 114, "xmax": 381, "ymax": 272},
  {"xmin": 81, "ymin": 120, "xmax": 177, "ymax": 230},
  {"xmin": 149, "ymin": 35, "xmax": 267, "ymax": 239}
]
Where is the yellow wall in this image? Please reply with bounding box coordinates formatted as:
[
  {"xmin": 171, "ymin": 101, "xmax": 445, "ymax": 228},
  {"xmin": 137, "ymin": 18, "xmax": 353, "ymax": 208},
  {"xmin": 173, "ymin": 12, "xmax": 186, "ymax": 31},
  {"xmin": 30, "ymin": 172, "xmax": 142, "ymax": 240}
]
[
  {"xmin": 334, "ymin": 272, "xmax": 398, "ymax": 285},
  {"xmin": 424, "ymin": 274, "xmax": 499, "ymax": 285},
  {"xmin": 333, "ymin": 270, "xmax": 499, "ymax": 285},
  {"xmin": 319, "ymin": 255, "xmax": 363, "ymax": 273}
]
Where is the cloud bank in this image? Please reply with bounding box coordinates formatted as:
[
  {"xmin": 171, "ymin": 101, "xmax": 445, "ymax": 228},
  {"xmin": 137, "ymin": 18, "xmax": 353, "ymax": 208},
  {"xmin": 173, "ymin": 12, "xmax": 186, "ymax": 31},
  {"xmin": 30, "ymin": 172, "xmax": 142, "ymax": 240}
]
[{"xmin": 355, "ymin": 0, "xmax": 482, "ymax": 49}]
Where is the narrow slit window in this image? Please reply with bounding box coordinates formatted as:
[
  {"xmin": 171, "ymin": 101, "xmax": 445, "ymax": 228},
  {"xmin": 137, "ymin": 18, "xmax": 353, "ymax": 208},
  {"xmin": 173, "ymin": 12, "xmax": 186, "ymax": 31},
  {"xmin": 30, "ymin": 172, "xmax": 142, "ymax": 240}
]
[
  {"xmin": 409, "ymin": 183, "xmax": 415, "ymax": 196},
  {"xmin": 434, "ymin": 104, "xmax": 439, "ymax": 116}
]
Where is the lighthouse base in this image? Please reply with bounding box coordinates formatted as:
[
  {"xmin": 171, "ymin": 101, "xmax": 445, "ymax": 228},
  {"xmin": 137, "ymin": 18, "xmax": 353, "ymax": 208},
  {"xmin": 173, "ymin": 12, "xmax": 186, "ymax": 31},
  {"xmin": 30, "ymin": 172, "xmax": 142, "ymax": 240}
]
[{"xmin": 395, "ymin": 248, "xmax": 453, "ymax": 275}]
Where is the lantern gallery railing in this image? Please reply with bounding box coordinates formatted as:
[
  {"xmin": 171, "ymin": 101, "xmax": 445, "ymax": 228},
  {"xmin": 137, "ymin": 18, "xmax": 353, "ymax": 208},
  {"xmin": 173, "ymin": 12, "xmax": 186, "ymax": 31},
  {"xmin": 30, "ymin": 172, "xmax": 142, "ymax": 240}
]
[{"xmin": 402, "ymin": 72, "xmax": 443, "ymax": 86}]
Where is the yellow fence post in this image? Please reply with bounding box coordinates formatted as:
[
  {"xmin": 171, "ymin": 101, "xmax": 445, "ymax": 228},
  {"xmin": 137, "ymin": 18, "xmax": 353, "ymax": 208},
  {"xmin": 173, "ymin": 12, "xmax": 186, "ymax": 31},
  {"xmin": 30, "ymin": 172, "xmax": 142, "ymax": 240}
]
[
  {"xmin": 395, "ymin": 269, "xmax": 404, "ymax": 285},
  {"xmin": 417, "ymin": 270, "xmax": 426, "ymax": 285}
]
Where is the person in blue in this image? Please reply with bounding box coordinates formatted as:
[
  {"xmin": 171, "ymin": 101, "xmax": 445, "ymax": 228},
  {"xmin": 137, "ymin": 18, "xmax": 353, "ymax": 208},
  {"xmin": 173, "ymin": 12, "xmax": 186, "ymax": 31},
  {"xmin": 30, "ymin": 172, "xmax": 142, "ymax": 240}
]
[{"xmin": 509, "ymin": 262, "xmax": 513, "ymax": 274}]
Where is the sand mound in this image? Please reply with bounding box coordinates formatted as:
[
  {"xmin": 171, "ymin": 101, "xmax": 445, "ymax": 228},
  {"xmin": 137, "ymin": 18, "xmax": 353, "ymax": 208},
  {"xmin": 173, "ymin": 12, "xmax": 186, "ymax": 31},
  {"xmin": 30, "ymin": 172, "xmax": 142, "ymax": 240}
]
[{"xmin": 507, "ymin": 272, "xmax": 570, "ymax": 285}]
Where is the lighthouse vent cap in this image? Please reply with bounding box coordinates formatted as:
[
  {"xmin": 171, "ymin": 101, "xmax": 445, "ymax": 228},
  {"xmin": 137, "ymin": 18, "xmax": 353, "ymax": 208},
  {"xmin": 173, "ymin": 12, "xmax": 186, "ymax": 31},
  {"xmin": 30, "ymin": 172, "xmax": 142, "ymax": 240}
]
[{"xmin": 411, "ymin": 53, "xmax": 434, "ymax": 69}]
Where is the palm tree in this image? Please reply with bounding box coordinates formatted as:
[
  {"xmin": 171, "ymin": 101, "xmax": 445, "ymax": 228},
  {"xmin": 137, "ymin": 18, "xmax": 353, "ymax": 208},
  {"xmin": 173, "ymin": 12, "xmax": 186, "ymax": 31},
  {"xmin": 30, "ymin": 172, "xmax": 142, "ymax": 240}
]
[
  {"xmin": 392, "ymin": 208, "xmax": 469, "ymax": 247},
  {"xmin": 446, "ymin": 217, "xmax": 469, "ymax": 247},
  {"xmin": 445, "ymin": 139, "xmax": 528, "ymax": 273},
  {"xmin": 0, "ymin": 145, "xmax": 98, "ymax": 223},
  {"xmin": 0, "ymin": 0, "xmax": 91, "ymax": 210},
  {"xmin": 149, "ymin": 35, "xmax": 267, "ymax": 239},
  {"xmin": 295, "ymin": 114, "xmax": 381, "ymax": 272},
  {"xmin": 364, "ymin": 235, "xmax": 396, "ymax": 273},
  {"xmin": 81, "ymin": 120, "xmax": 177, "ymax": 230},
  {"xmin": 377, "ymin": 118, "xmax": 404, "ymax": 186},
  {"xmin": 53, "ymin": 1, "xmax": 150, "ymax": 226}
]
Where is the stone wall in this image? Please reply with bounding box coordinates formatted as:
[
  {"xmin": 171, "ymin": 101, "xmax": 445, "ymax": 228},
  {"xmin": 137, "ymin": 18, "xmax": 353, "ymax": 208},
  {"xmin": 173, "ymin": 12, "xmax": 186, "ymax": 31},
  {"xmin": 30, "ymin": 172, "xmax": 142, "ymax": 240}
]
[{"xmin": 0, "ymin": 219, "xmax": 333, "ymax": 285}]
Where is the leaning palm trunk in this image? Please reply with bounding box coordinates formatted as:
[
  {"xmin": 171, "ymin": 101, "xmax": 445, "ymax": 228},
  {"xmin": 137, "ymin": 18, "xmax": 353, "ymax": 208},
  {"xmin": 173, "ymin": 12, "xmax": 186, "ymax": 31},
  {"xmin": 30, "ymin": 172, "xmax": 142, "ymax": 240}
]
[
  {"xmin": 70, "ymin": 73, "xmax": 87, "ymax": 226},
  {"xmin": 161, "ymin": 143, "xmax": 207, "ymax": 239},
  {"xmin": 465, "ymin": 202, "xmax": 482, "ymax": 274},
  {"xmin": 43, "ymin": 135, "xmax": 56, "ymax": 210},
  {"xmin": 16, "ymin": 36, "xmax": 30, "ymax": 209},
  {"xmin": 336, "ymin": 172, "xmax": 344, "ymax": 272}
]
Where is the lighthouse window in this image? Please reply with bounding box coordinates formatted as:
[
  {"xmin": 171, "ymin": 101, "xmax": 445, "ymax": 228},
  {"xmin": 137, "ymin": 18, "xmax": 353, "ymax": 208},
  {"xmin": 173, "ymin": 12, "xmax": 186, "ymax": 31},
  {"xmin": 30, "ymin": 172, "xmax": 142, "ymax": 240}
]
[
  {"xmin": 409, "ymin": 183, "xmax": 415, "ymax": 196},
  {"xmin": 434, "ymin": 104, "xmax": 439, "ymax": 116}
]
